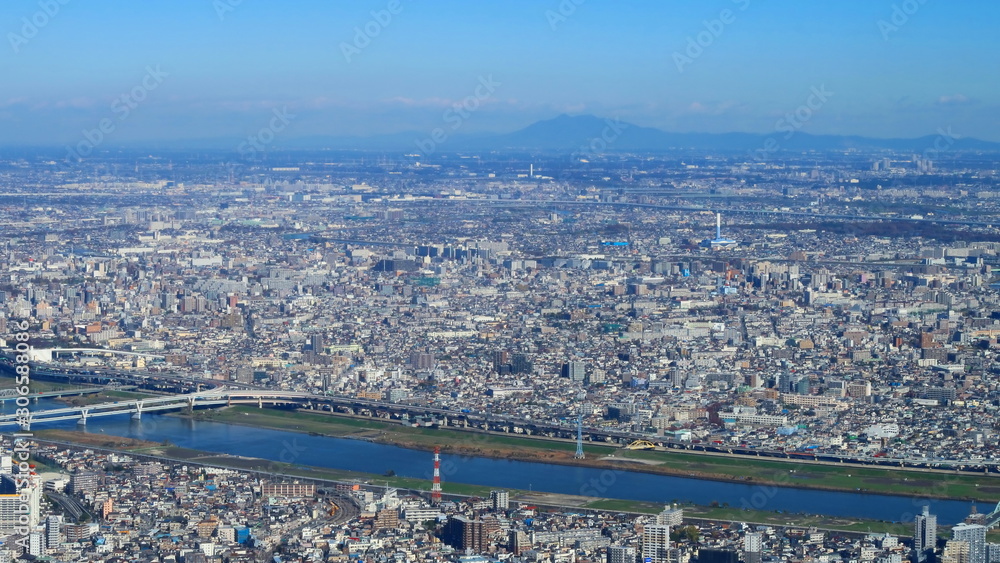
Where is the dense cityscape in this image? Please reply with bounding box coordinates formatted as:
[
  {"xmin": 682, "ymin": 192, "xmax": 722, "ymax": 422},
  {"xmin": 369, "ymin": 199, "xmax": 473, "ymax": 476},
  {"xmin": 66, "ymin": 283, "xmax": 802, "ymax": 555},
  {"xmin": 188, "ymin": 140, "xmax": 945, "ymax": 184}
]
[
  {"xmin": 4, "ymin": 1, "xmax": 1000, "ymax": 561},
  {"xmin": 0, "ymin": 147, "xmax": 998, "ymax": 561}
]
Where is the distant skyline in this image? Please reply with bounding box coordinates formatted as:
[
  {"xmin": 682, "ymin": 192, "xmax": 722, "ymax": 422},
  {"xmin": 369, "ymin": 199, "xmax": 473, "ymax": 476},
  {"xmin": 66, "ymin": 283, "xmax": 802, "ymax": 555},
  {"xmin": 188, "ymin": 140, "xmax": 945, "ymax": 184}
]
[{"xmin": 1, "ymin": 0, "xmax": 999, "ymax": 146}]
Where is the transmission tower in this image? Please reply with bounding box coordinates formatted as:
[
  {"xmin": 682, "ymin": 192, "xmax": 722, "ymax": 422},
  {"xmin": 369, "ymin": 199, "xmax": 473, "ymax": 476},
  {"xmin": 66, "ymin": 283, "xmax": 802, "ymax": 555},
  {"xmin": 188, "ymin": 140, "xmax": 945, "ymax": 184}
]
[
  {"xmin": 575, "ymin": 414, "xmax": 585, "ymax": 459},
  {"xmin": 430, "ymin": 446, "xmax": 442, "ymax": 504}
]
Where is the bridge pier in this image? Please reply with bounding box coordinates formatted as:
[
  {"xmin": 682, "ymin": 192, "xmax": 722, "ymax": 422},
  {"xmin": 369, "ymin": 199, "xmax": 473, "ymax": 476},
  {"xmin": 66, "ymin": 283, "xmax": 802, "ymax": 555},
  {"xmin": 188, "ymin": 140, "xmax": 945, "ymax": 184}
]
[
  {"xmin": 132, "ymin": 400, "xmax": 144, "ymax": 420},
  {"xmin": 257, "ymin": 397, "xmax": 263, "ymax": 409},
  {"xmin": 77, "ymin": 409, "xmax": 89, "ymax": 425},
  {"xmin": 187, "ymin": 396, "xmax": 196, "ymax": 414}
]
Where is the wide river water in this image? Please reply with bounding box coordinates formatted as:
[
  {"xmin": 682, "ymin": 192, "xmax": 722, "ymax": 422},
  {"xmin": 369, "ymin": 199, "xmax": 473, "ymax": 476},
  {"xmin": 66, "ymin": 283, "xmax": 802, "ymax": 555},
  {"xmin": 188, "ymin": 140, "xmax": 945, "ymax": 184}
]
[{"xmin": 4, "ymin": 398, "xmax": 984, "ymax": 525}]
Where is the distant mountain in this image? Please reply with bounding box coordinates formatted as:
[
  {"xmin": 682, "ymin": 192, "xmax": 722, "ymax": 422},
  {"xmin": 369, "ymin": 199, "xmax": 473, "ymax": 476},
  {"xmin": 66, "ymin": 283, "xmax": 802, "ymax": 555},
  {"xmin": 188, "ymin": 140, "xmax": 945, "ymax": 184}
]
[
  {"xmin": 115, "ymin": 114, "xmax": 1000, "ymax": 154},
  {"xmin": 498, "ymin": 114, "xmax": 794, "ymax": 152},
  {"xmin": 479, "ymin": 114, "xmax": 1000, "ymax": 153}
]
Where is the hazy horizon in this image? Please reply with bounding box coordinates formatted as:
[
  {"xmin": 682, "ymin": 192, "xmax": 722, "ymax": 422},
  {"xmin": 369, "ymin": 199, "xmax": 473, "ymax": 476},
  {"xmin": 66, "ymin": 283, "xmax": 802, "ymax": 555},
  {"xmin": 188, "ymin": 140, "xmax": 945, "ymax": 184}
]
[{"xmin": 3, "ymin": 0, "xmax": 999, "ymax": 146}]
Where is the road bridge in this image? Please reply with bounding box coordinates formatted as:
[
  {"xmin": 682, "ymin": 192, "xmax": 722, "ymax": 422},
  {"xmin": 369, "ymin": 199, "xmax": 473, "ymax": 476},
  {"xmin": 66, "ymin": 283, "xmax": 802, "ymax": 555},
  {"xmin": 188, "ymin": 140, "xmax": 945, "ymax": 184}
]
[
  {"xmin": 0, "ymin": 387, "xmax": 106, "ymax": 401},
  {"xmin": 0, "ymin": 389, "xmax": 324, "ymax": 429},
  {"xmin": 985, "ymin": 501, "xmax": 1000, "ymax": 528}
]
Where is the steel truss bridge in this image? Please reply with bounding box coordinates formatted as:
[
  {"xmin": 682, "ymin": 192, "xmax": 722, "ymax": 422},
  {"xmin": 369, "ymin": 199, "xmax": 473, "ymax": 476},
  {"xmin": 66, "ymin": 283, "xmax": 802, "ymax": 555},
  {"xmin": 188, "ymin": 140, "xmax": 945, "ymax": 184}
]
[{"xmin": 0, "ymin": 389, "xmax": 319, "ymax": 429}]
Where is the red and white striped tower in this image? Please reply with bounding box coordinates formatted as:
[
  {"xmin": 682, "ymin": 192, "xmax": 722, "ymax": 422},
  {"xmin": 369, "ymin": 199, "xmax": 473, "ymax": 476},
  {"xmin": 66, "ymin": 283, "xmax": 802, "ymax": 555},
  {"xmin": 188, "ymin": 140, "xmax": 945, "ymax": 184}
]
[{"xmin": 431, "ymin": 446, "xmax": 442, "ymax": 504}]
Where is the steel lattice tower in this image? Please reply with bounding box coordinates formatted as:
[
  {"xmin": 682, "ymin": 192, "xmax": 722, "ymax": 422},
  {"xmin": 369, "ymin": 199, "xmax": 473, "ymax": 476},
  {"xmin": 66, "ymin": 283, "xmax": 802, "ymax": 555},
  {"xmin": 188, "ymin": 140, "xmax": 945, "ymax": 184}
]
[
  {"xmin": 575, "ymin": 414, "xmax": 585, "ymax": 459},
  {"xmin": 431, "ymin": 446, "xmax": 442, "ymax": 504}
]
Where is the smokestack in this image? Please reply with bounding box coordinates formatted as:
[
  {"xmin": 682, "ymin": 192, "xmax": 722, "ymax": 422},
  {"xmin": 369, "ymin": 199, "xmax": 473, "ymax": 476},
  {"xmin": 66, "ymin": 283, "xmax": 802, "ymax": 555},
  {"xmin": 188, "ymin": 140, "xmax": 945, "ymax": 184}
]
[{"xmin": 716, "ymin": 213, "xmax": 721, "ymax": 240}]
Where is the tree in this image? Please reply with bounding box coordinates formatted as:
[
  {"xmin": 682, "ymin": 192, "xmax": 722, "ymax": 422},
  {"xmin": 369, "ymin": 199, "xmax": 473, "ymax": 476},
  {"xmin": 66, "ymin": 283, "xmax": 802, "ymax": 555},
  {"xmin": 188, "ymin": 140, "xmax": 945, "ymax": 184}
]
[{"xmin": 670, "ymin": 525, "xmax": 700, "ymax": 543}]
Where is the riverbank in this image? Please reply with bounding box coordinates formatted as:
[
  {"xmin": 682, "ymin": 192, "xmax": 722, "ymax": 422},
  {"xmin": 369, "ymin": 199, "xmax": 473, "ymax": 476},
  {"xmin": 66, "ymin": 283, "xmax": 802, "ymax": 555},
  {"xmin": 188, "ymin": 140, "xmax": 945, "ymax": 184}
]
[
  {"xmin": 189, "ymin": 405, "xmax": 995, "ymax": 502},
  {"xmin": 26, "ymin": 428, "xmax": 914, "ymax": 537}
]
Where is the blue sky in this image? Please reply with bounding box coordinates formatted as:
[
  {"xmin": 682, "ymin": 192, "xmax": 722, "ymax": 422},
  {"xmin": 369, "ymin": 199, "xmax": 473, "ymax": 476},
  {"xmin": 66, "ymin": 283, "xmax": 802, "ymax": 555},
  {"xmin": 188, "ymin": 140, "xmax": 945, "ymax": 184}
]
[{"xmin": 1, "ymin": 0, "xmax": 998, "ymax": 145}]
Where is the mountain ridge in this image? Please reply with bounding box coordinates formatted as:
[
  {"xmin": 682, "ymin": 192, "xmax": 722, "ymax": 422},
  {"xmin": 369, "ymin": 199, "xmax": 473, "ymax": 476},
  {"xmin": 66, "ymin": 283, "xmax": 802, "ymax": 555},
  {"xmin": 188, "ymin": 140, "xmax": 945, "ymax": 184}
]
[{"xmin": 36, "ymin": 114, "xmax": 1000, "ymax": 154}]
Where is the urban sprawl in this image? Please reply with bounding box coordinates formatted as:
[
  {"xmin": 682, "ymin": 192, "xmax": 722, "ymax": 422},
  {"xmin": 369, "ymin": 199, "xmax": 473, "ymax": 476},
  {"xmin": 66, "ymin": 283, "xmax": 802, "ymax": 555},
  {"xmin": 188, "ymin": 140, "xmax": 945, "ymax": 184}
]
[{"xmin": 0, "ymin": 149, "xmax": 999, "ymax": 562}]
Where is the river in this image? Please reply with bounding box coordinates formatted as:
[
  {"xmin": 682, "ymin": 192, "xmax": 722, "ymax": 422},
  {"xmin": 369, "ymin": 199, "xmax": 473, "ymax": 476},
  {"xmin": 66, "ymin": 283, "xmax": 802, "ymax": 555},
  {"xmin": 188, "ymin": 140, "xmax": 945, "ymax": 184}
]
[{"xmin": 5, "ymin": 398, "xmax": 981, "ymax": 525}]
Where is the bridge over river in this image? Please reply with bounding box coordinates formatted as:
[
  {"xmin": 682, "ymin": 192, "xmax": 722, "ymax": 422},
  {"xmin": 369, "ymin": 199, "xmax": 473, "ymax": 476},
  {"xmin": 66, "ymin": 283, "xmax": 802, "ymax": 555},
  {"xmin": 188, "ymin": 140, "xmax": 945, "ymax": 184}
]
[{"xmin": 0, "ymin": 389, "xmax": 318, "ymax": 427}]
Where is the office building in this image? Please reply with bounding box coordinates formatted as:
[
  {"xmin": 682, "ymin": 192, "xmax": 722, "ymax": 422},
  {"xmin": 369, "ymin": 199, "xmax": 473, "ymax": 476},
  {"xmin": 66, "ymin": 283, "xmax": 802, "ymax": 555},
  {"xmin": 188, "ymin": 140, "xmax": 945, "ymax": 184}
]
[
  {"xmin": 656, "ymin": 505, "xmax": 683, "ymax": 526},
  {"xmin": 509, "ymin": 530, "xmax": 530, "ymax": 555},
  {"xmin": 561, "ymin": 361, "xmax": 586, "ymax": 382},
  {"xmin": 511, "ymin": 353, "xmax": 533, "ymax": 375},
  {"xmin": 607, "ymin": 545, "xmax": 636, "ymax": 563},
  {"xmin": 744, "ymin": 532, "xmax": 763, "ymax": 563},
  {"xmin": 953, "ymin": 523, "xmax": 987, "ymax": 563},
  {"xmin": 374, "ymin": 508, "xmax": 399, "ymax": 530},
  {"xmin": 28, "ymin": 532, "xmax": 42, "ymax": 557},
  {"xmin": 441, "ymin": 515, "xmax": 489, "ymax": 554},
  {"xmin": 490, "ymin": 490, "xmax": 509, "ymax": 511},
  {"xmin": 641, "ymin": 524, "xmax": 672, "ymax": 563},
  {"xmin": 0, "ymin": 473, "xmax": 41, "ymax": 534},
  {"xmin": 70, "ymin": 471, "xmax": 100, "ymax": 496},
  {"xmin": 986, "ymin": 543, "xmax": 1000, "ymax": 563},
  {"xmin": 586, "ymin": 369, "xmax": 606, "ymax": 385},
  {"xmin": 410, "ymin": 352, "xmax": 435, "ymax": 369},
  {"xmin": 943, "ymin": 540, "xmax": 970, "ymax": 563},
  {"xmin": 46, "ymin": 515, "xmax": 62, "ymax": 549},
  {"xmin": 915, "ymin": 505, "xmax": 938, "ymax": 563}
]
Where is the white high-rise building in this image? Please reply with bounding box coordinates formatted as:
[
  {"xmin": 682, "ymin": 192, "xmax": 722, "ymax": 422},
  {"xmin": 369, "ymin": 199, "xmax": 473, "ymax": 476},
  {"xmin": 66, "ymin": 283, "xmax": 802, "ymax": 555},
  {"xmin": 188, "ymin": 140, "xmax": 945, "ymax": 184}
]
[
  {"xmin": 914, "ymin": 506, "xmax": 938, "ymax": 563},
  {"xmin": 28, "ymin": 532, "xmax": 43, "ymax": 556},
  {"xmin": 744, "ymin": 532, "xmax": 763, "ymax": 563},
  {"xmin": 46, "ymin": 515, "xmax": 62, "ymax": 550},
  {"xmin": 656, "ymin": 505, "xmax": 683, "ymax": 527},
  {"xmin": 642, "ymin": 524, "xmax": 672, "ymax": 563},
  {"xmin": 490, "ymin": 490, "xmax": 509, "ymax": 511},
  {"xmin": 0, "ymin": 474, "xmax": 41, "ymax": 534},
  {"xmin": 953, "ymin": 523, "xmax": 987, "ymax": 563},
  {"xmin": 986, "ymin": 542, "xmax": 1000, "ymax": 563}
]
